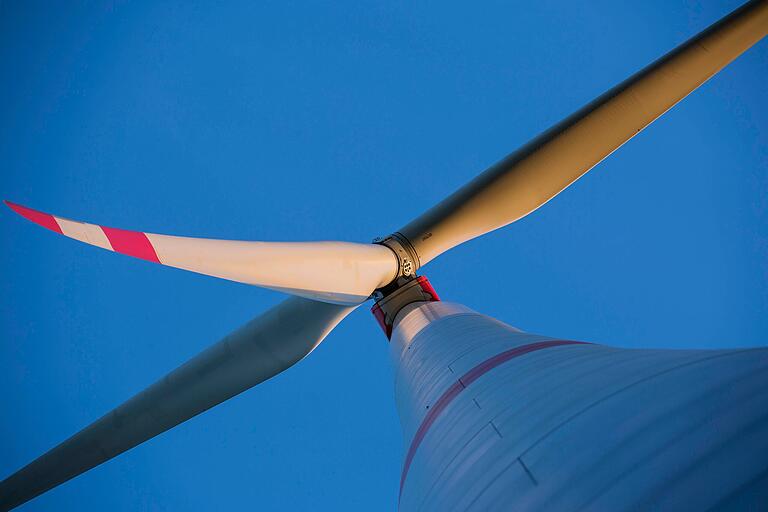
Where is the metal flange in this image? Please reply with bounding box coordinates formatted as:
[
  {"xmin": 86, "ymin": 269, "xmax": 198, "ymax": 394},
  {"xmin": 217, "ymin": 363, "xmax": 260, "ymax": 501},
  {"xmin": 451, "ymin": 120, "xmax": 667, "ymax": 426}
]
[{"xmin": 373, "ymin": 232, "xmax": 420, "ymax": 281}]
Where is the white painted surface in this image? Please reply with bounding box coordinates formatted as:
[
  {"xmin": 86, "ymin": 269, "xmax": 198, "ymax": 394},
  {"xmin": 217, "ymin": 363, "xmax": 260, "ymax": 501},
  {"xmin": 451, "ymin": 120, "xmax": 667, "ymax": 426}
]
[
  {"xmin": 55, "ymin": 217, "xmax": 113, "ymax": 250},
  {"xmin": 391, "ymin": 301, "xmax": 768, "ymax": 511},
  {"xmin": 147, "ymin": 234, "xmax": 398, "ymax": 304}
]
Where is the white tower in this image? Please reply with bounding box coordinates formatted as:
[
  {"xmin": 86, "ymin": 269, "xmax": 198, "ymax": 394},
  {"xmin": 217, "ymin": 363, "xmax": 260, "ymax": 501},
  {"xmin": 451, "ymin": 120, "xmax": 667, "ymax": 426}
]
[{"xmin": 389, "ymin": 299, "xmax": 768, "ymax": 510}]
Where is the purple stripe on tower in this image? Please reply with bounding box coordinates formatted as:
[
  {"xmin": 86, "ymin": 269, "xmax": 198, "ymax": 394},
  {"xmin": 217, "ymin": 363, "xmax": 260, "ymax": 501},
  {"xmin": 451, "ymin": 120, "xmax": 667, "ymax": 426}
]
[{"xmin": 399, "ymin": 339, "xmax": 592, "ymax": 497}]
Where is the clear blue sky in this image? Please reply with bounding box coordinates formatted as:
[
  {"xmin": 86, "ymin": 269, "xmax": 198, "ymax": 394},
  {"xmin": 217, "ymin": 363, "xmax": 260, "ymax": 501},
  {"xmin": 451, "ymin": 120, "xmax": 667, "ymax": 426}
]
[{"xmin": 1, "ymin": 1, "xmax": 766, "ymax": 510}]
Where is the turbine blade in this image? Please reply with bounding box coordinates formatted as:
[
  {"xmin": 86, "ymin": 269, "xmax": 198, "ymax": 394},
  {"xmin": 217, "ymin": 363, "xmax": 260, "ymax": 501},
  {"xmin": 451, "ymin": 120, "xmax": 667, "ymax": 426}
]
[
  {"xmin": 397, "ymin": 0, "xmax": 768, "ymax": 265},
  {"xmin": 4, "ymin": 201, "xmax": 397, "ymax": 304},
  {"xmin": 0, "ymin": 297, "xmax": 354, "ymax": 511}
]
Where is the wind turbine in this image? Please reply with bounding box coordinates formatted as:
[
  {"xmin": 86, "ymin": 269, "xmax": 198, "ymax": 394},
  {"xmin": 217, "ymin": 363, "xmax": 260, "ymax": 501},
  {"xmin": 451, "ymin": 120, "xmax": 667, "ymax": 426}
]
[{"xmin": 2, "ymin": 0, "xmax": 767, "ymax": 510}]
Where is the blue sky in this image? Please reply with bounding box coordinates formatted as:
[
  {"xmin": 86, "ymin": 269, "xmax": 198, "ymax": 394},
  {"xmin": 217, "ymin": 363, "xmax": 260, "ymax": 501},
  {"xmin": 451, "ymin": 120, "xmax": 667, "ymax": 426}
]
[{"xmin": 1, "ymin": 1, "xmax": 766, "ymax": 510}]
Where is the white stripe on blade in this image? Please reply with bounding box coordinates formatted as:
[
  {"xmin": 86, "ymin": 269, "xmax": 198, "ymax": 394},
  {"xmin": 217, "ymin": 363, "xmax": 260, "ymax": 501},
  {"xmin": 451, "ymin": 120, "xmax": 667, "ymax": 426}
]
[{"xmin": 55, "ymin": 217, "xmax": 114, "ymax": 251}]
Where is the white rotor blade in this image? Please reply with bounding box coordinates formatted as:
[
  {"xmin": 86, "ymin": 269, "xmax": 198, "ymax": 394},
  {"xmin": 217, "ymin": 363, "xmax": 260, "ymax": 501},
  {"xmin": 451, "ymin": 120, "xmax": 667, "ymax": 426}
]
[
  {"xmin": 397, "ymin": 0, "xmax": 768, "ymax": 266},
  {"xmin": 0, "ymin": 297, "xmax": 355, "ymax": 511},
  {"xmin": 5, "ymin": 201, "xmax": 397, "ymax": 304}
]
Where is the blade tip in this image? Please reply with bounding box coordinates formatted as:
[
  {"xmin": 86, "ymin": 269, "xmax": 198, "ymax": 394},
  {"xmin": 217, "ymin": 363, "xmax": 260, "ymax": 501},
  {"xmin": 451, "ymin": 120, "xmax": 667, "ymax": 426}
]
[
  {"xmin": 5, "ymin": 199, "xmax": 27, "ymax": 217},
  {"xmin": 4, "ymin": 200, "xmax": 63, "ymax": 234}
]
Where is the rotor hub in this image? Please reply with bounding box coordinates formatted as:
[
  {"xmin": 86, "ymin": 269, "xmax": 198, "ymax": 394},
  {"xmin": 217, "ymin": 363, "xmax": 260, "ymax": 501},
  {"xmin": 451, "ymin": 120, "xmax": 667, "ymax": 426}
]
[{"xmin": 373, "ymin": 233, "xmax": 420, "ymax": 281}]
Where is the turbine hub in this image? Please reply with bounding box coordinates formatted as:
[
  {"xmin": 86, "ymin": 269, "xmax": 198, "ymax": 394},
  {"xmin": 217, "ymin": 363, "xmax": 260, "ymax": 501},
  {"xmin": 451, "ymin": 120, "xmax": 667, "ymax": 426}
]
[{"xmin": 373, "ymin": 233, "xmax": 420, "ymax": 281}]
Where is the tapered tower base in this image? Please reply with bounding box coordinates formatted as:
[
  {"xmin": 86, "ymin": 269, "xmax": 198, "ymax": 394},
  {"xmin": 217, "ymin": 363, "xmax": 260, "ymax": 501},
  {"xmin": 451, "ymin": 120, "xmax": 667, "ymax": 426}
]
[{"xmin": 390, "ymin": 302, "xmax": 768, "ymax": 511}]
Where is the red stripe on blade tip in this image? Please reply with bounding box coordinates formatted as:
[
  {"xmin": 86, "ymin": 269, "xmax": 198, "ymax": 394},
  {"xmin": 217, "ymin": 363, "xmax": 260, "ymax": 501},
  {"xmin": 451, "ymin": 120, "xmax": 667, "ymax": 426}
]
[
  {"xmin": 398, "ymin": 339, "xmax": 592, "ymax": 498},
  {"xmin": 4, "ymin": 200, "xmax": 63, "ymax": 234},
  {"xmin": 100, "ymin": 226, "xmax": 161, "ymax": 263}
]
